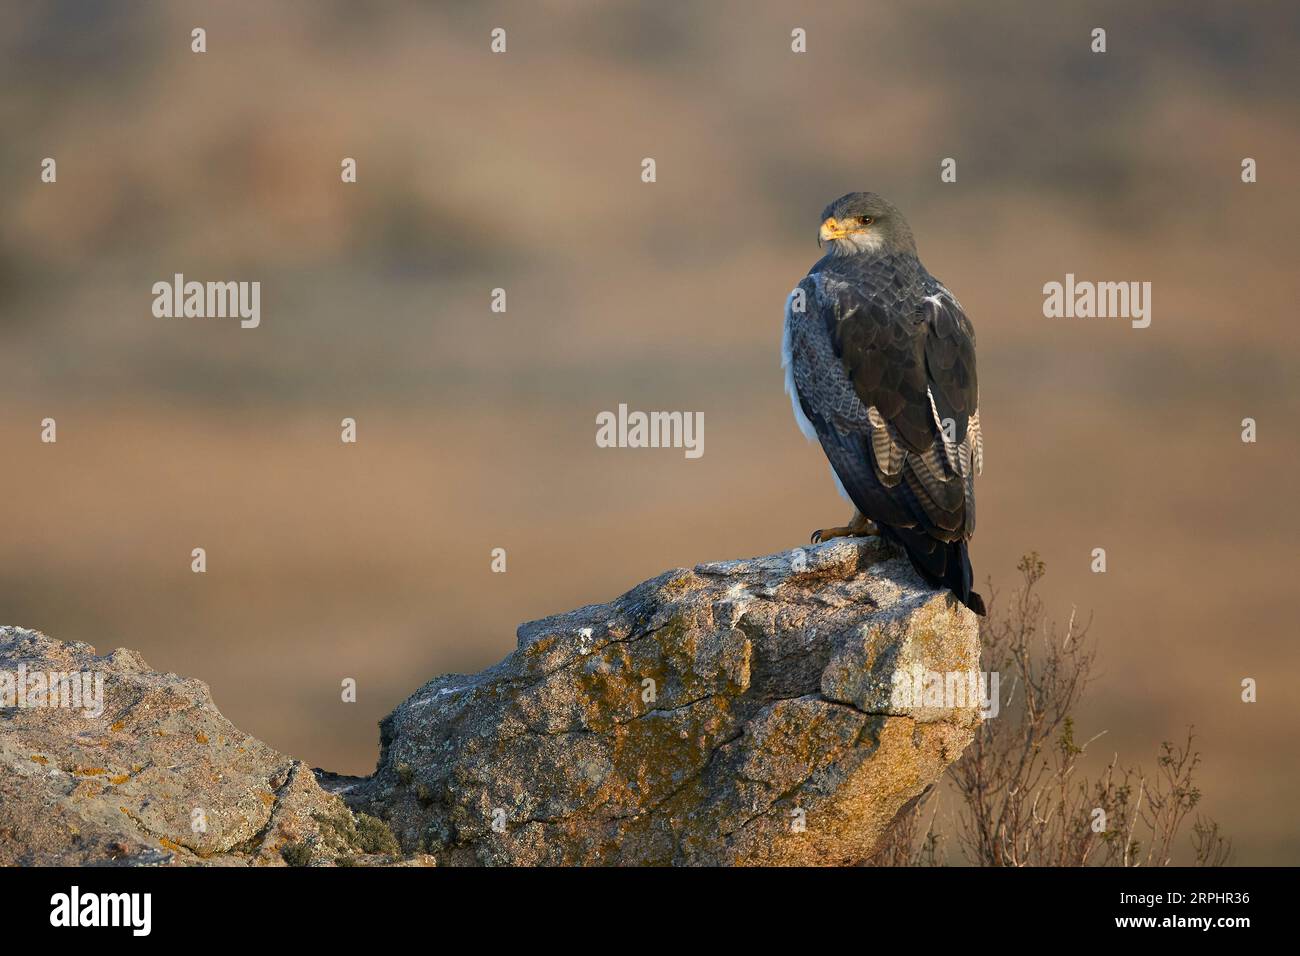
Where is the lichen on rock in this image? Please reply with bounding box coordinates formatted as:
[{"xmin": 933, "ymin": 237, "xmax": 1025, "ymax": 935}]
[
  {"xmin": 1, "ymin": 537, "xmax": 980, "ymax": 867},
  {"xmin": 0, "ymin": 626, "xmax": 412, "ymax": 866},
  {"xmin": 340, "ymin": 537, "xmax": 982, "ymax": 865}
]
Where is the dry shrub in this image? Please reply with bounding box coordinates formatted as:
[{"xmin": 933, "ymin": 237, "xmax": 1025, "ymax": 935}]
[{"xmin": 869, "ymin": 553, "xmax": 1231, "ymax": 867}]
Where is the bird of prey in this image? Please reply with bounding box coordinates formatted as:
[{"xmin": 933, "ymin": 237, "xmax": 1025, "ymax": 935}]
[{"xmin": 782, "ymin": 192, "xmax": 985, "ymax": 614}]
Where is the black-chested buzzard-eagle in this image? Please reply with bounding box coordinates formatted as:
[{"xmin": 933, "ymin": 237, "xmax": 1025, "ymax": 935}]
[{"xmin": 782, "ymin": 192, "xmax": 985, "ymax": 614}]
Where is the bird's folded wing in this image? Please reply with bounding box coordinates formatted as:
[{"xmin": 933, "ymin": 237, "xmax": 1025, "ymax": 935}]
[{"xmin": 793, "ymin": 275, "xmax": 980, "ymax": 540}]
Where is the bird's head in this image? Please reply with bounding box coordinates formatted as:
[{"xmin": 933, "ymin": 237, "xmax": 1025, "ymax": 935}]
[{"xmin": 818, "ymin": 192, "xmax": 916, "ymax": 258}]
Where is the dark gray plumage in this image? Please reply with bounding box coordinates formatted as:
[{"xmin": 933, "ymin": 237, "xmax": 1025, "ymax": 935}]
[{"xmin": 783, "ymin": 192, "xmax": 984, "ymax": 614}]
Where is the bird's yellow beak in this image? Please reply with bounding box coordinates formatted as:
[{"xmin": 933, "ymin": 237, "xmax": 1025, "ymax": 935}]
[{"xmin": 819, "ymin": 217, "xmax": 849, "ymax": 242}]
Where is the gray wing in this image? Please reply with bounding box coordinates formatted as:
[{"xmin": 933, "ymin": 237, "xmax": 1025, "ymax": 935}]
[{"xmin": 783, "ymin": 272, "xmax": 981, "ymax": 540}]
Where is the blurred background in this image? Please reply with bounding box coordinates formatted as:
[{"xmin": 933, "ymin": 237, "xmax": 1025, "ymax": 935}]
[{"xmin": 1, "ymin": 1, "xmax": 1297, "ymax": 863}]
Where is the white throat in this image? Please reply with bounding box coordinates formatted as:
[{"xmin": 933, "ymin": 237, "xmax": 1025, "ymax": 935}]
[{"xmin": 827, "ymin": 231, "xmax": 887, "ymax": 257}]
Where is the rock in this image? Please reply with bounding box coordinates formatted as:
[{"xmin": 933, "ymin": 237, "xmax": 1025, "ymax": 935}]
[
  {"xmin": 341, "ymin": 538, "xmax": 982, "ymax": 865},
  {"xmin": 0, "ymin": 627, "xmax": 414, "ymax": 866},
  {"xmin": 0, "ymin": 538, "xmax": 981, "ymax": 866}
]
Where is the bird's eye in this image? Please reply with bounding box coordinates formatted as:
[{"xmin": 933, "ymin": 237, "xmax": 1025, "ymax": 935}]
[{"xmin": 859, "ymin": 216, "xmax": 874, "ymax": 225}]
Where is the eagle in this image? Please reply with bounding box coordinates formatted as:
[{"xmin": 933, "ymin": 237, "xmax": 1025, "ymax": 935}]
[{"xmin": 782, "ymin": 192, "xmax": 985, "ymax": 615}]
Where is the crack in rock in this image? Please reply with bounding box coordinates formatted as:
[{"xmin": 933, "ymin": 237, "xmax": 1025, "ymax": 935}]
[{"xmin": 0, "ymin": 539, "xmax": 978, "ymax": 867}]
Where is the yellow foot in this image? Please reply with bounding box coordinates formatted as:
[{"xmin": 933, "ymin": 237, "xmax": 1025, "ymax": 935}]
[{"xmin": 810, "ymin": 514, "xmax": 879, "ymax": 544}]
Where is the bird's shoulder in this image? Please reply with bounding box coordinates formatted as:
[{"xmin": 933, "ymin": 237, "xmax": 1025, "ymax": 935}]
[{"xmin": 918, "ymin": 273, "xmax": 976, "ymax": 343}]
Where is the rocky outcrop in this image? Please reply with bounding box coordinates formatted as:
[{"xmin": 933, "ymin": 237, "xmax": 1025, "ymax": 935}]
[
  {"xmin": 0, "ymin": 628, "xmax": 413, "ymax": 866},
  {"xmin": 340, "ymin": 537, "xmax": 982, "ymax": 865},
  {"xmin": 1, "ymin": 537, "xmax": 981, "ymax": 866}
]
